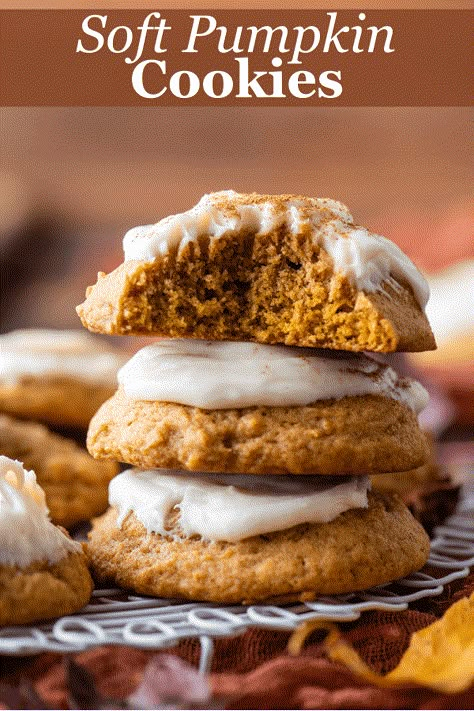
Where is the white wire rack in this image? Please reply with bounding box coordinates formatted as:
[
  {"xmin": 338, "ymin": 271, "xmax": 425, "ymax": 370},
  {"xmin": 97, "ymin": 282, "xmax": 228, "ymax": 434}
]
[{"xmin": 1, "ymin": 485, "xmax": 473, "ymax": 671}]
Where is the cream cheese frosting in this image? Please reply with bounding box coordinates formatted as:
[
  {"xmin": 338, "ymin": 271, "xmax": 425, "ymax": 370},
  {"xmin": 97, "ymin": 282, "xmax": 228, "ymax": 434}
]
[
  {"xmin": 123, "ymin": 191, "xmax": 429, "ymax": 309},
  {"xmin": 118, "ymin": 339, "xmax": 429, "ymax": 412},
  {"xmin": 110, "ymin": 468, "xmax": 370, "ymax": 542},
  {"xmin": 0, "ymin": 456, "xmax": 80, "ymax": 567},
  {"xmin": 0, "ymin": 329, "xmax": 127, "ymax": 386}
]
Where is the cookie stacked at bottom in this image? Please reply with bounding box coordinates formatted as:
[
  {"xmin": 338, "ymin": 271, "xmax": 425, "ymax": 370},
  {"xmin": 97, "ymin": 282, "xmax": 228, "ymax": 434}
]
[{"xmin": 79, "ymin": 192, "xmax": 434, "ymax": 603}]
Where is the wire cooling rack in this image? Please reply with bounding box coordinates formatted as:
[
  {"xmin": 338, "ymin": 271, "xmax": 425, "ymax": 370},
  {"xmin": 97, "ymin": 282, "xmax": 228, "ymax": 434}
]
[{"xmin": 1, "ymin": 484, "xmax": 473, "ymax": 669}]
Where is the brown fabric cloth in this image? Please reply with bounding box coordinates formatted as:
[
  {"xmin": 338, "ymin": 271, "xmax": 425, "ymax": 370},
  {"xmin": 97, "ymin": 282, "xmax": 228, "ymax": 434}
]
[{"xmin": 2, "ymin": 572, "xmax": 473, "ymax": 710}]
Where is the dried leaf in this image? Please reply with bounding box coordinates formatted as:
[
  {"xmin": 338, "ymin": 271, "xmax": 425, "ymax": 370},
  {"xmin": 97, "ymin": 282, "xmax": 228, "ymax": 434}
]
[
  {"xmin": 323, "ymin": 626, "xmax": 385, "ymax": 686},
  {"xmin": 128, "ymin": 654, "xmax": 211, "ymax": 709},
  {"xmin": 288, "ymin": 619, "xmax": 335, "ymax": 656},
  {"xmin": 288, "ymin": 593, "xmax": 474, "ymax": 695},
  {"xmin": 289, "ymin": 620, "xmax": 385, "ymax": 685},
  {"xmin": 386, "ymin": 592, "xmax": 474, "ymax": 693}
]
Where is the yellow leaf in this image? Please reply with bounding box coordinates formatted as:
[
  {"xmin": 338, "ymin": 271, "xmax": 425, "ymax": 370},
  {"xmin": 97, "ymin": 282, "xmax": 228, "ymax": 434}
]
[
  {"xmin": 386, "ymin": 592, "xmax": 474, "ymax": 693},
  {"xmin": 288, "ymin": 620, "xmax": 392, "ymax": 687},
  {"xmin": 288, "ymin": 593, "xmax": 474, "ymax": 694}
]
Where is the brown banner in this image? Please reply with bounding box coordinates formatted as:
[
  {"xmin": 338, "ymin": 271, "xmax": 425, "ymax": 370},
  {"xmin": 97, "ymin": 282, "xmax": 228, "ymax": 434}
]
[{"xmin": 1, "ymin": 10, "xmax": 471, "ymax": 106}]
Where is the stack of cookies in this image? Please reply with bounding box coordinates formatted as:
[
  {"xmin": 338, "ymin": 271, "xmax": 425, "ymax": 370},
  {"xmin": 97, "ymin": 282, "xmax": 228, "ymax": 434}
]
[{"xmin": 78, "ymin": 191, "xmax": 435, "ymax": 603}]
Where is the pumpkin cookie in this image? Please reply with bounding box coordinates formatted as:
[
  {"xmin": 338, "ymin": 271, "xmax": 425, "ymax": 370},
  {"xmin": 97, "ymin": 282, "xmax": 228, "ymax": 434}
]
[
  {"xmin": 0, "ymin": 457, "xmax": 93, "ymax": 625},
  {"xmin": 0, "ymin": 415, "xmax": 118, "ymax": 527},
  {"xmin": 88, "ymin": 391, "xmax": 429, "ymax": 475},
  {"xmin": 87, "ymin": 342, "xmax": 430, "ymax": 475},
  {"xmin": 371, "ymin": 464, "xmax": 439, "ymax": 497},
  {"xmin": 77, "ymin": 192, "xmax": 435, "ymax": 353},
  {"xmin": 87, "ymin": 482, "xmax": 430, "ymax": 603},
  {"xmin": 370, "ymin": 433, "xmax": 460, "ymax": 534},
  {"xmin": 0, "ymin": 329, "xmax": 127, "ymax": 428}
]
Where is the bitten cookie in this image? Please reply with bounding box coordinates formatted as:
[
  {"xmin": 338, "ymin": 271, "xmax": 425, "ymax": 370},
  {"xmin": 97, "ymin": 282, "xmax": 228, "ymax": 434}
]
[
  {"xmin": 0, "ymin": 415, "xmax": 118, "ymax": 527},
  {"xmin": 87, "ymin": 343, "xmax": 430, "ymax": 475},
  {"xmin": 87, "ymin": 489, "xmax": 430, "ymax": 604},
  {"xmin": 0, "ymin": 457, "xmax": 93, "ymax": 625},
  {"xmin": 0, "ymin": 329, "xmax": 127, "ymax": 428},
  {"xmin": 77, "ymin": 192, "xmax": 435, "ymax": 353}
]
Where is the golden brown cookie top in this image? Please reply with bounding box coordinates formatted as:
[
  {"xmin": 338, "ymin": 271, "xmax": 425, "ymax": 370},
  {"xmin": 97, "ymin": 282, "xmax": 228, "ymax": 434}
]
[{"xmin": 87, "ymin": 390, "xmax": 430, "ymax": 475}]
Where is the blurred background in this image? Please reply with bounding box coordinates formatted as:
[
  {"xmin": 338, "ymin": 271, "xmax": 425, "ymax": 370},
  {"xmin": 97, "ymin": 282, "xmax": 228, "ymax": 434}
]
[
  {"xmin": 1, "ymin": 106, "xmax": 471, "ymax": 322},
  {"xmin": 0, "ymin": 107, "xmax": 472, "ymax": 428}
]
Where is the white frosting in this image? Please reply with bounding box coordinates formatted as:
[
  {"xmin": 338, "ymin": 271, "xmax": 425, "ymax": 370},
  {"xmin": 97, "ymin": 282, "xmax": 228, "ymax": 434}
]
[
  {"xmin": 0, "ymin": 456, "xmax": 80, "ymax": 567},
  {"xmin": 110, "ymin": 468, "xmax": 370, "ymax": 542},
  {"xmin": 118, "ymin": 339, "xmax": 429, "ymax": 413},
  {"xmin": 123, "ymin": 191, "xmax": 429, "ymax": 309},
  {"xmin": 0, "ymin": 329, "xmax": 127, "ymax": 386}
]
